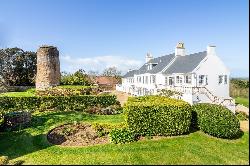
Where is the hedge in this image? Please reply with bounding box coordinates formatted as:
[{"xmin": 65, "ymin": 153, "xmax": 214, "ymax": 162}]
[
  {"xmin": 0, "ymin": 95, "xmax": 117, "ymax": 112},
  {"xmin": 192, "ymin": 103, "xmax": 240, "ymax": 139},
  {"xmin": 124, "ymin": 96, "xmax": 192, "ymax": 136}
]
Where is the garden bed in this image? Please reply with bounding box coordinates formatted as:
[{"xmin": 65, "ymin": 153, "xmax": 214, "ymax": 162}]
[{"xmin": 47, "ymin": 123, "xmax": 109, "ymax": 146}]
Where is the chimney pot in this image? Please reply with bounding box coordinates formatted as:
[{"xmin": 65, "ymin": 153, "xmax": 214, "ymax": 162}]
[
  {"xmin": 146, "ymin": 52, "xmax": 153, "ymax": 63},
  {"xmin": 175, "ymin": 42, "xmax": 185, "ymax": 56},
  {"xmin": 207, "ymin": 45, "xmax": 216, "ymax": 55}
]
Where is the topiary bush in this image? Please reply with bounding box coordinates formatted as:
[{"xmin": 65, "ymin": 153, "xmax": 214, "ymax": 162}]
[
  {"xmin": 192, "ymin": 103, "xmax": 240, "ymax": 139},
  {"xmin": 124, "ymin": 96, "xmax": 192, "ymax": 136},
  {"xmin": 109, "ymin": 128, "xmax": 138, "ymax": 144}
]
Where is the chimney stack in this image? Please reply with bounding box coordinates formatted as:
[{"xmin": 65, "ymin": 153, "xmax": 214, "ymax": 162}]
[
  {"xmin": 146, "ymin": 52, "xmax": 153, "ymax": 63},
  {"xmin": 207, "ymin": 45, "xmax": 216, "ymax": 56},
  {"xmin": 175, "ymin": 42, "xmax": 185, "ymax": 56}
]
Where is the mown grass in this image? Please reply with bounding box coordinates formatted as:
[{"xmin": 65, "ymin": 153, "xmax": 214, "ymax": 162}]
[
  {"xmin": 0, "ymin": 111, "xmax": 249, "ymax": 165},
  {"xmin": 235, "ymin": 97, "xmax": 249, "ymax": 107},
  {"xmin": 0, "ymin": 90, "xmax": 35, "ymax": 97}
]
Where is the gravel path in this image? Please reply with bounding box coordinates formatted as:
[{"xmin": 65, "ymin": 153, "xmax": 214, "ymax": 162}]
[{"xmin": 111, "ymin": 90, "xmax": 130, "ymax": 106}]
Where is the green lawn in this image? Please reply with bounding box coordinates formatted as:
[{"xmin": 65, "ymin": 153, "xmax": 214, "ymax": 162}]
[
  {"xmin": 0, "ymin": 89, "xmax": 36, "ymax": 97},
  {"xmin": 235, "ymin": 97, "xmax": 249, "ymax": 107},
  {"xmin": 0, "ymin": 111, "xmax": 249, "ymax": 165}
]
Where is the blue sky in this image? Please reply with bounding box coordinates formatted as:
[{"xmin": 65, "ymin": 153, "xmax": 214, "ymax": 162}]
[{"xmin": 0, "ymin": 0, "xmax": 249, "ymax": 77}]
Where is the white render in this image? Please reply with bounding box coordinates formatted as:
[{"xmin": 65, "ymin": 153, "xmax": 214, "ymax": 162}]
[{"xmin": 116, "ymin": 43, "xmax": 235, "ymax": 112}]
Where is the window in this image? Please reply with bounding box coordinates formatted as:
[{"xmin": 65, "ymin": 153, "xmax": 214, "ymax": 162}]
[
  {"xmin": 165, "ymin": 77, "xmax": 168, "ymax": 85},
  {"xmin": 168, "ymin": 77, "xmax": 174, "ymax": 85},
  {"xmin": 185, "ymin": 75, "xmax": 192, "ymax": 84},
  {"xmin": 199, "ymin": 75, "xmax": 205, "ymax": 85},
  {"xmin": 224, "ymin": 75, "xmax": 227, "ymax": 84},
  {"xmin": 142, "ymin": 76, "xmax": 145, "ymax": 84},
  {"xmin": 147, "ymin": 65, "xmax": 152, "ymax": 70},
  {"xmin": 145, "ymin": 76, "xmax": 148, "ymax": 84},
  {"xmin": 176, "ymin": 76, "xmax": 183, "ymax": 84},
  {"xmin": 151, "ymin": 75, "xmax": 156, "ymax": 84},
  {"xmin": 218, "ymin": 75, "xmax": 223, "ymax": 84}
]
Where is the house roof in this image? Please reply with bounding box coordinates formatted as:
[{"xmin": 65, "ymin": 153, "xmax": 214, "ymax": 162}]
[
  {"xmin": 123, "ymin": 51, "xmax": 207, "ymax": 78},
  {"xmin": 163, "ymin": 51, "xmax": 207, "ymax": 74},
  {"xmin": 123, "ymin": 70, "xmax": 138, "ymax": 78},
  {"xmin": 136, "ymin": 53, "xmax": 175, "ymax": 75}
]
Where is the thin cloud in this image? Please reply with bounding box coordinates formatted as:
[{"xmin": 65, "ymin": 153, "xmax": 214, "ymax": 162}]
[{"xmin": 60, "ymin": 55, "xmax": 143, "ymax": 74}]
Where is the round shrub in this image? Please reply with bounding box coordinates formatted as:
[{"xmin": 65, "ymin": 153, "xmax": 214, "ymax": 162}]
[
  {"xmin": 192, "ymin": 103, "xmax": 240, "ymax": 139},
  {"xmin": 124, "ymin": 96, "xmax": 192, "ymax": 136}
]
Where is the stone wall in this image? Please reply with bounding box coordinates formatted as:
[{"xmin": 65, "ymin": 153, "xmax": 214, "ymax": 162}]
[{"xmin": 36, "ymin": 45, "xmax": 60, "ymax": 90}]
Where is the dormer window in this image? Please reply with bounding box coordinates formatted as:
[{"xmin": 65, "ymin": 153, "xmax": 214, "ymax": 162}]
[{"xmin": 147, "ymin": 63, "xmax": 157, "ymax": 70}]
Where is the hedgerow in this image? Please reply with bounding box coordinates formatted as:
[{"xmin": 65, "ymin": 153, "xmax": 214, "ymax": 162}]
[
  {"xmin": 0, "ymin": 95, "xmax": 117, "ymax": 112},
  {"xmin": 192, "ymin": 103, "xmax": 240, "ymax": 139},
  {"xmin": 124, "ymin": 96, "xmax": 192, "ymax": 136}
]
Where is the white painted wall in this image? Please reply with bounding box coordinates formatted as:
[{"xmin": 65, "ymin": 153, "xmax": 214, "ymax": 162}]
[{"xmin": 193, "ymin": 53, "xmax": 230, "ymax": 98}]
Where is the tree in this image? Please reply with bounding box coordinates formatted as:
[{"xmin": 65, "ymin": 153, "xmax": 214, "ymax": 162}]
[
  {"xmin": 102, "ymin": 67, "xmax": 121, "ymax": 77},
  {"xmin": 60, "ymin": 69, "xmax": 93, "ymax": 85},
  {"xmin": 0, "ymin": 47, "xmax": 36, "ymax": 86}
]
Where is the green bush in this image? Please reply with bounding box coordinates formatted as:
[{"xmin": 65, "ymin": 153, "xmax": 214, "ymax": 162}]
[
  {"xmin": 0, "ymin": 95, "xmax": 117, "ymax": 112},
  {"xmin": 192, "ymin": 103, "xmax": 240, "ymax": 139},
  {"xmin": 85, "ymin": 104, "xmax": 123, "ymax": 115},
  {"xmin": 36, "ymin": 86, "xmax": 100, "ymax": 96},
  {"xmin": 0, "ymin": 113, "xmax": 4, "ymax": 126},
  {"xmin": 124, "ymin": 96, "xmax": 192, "ymax": 136},
  {"xmin": 60, "ymin": 69, "xmax": 93, "ymax": 86},
  {"xmin": 109, "ymin": 128, "xmax": 138, "ymax": 144},
  {"xmin": 92, "ymin": 123, "xmax": 126, "ymax": 137}
]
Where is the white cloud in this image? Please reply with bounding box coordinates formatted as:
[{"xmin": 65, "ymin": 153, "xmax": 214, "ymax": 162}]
[{"xmin": 60, "ymin": 55, "xmax": 143, "ymax": 74}]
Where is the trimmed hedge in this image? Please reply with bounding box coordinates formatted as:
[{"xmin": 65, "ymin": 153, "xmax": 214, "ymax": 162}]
[
  {"xmin": 0, "ymin": 95, "xmax": 117, "ymax": 112},
  {"xmin": 192, "ymin": 103, "xmax": 240, "ymax": 139},
  {"xmin": 124, "ymin": 96, "xmax": 192, "ymax": 136}
]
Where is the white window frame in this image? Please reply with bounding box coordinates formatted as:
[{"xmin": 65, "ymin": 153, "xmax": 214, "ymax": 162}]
[
  {"xmin": 224, "ymin": 75, "xmax": 227, "ymax": 84},
  {"xmin": 218, "ymin": 75, "xmax": 223, "ymax": 84},
  {"xmin": 176, "ymin": 76, "xmax": 183, "ymax": 84},
  {"xmin": 185, "ymin": 75, "xmax": 192, "ymax": 84},
  {"xmin": 145, "ymin": 76, "xmax": 148, "ymax": 84},
  {"xmin": 199, "ymin": 75, "xmax": 207, "ymax": 86},
  {"xmin": 168, "ymin": 77, "xmax": 174, "ymax": 86}
]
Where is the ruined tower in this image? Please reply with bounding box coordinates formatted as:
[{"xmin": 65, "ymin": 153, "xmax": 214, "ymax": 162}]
[{"xmin": 36, "ymin": 45, "xmax": 60, "ymax": 90}]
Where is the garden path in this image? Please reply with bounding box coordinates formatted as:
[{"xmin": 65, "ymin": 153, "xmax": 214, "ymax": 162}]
[{"xmin": 111, "ymin": 90, "xmax": 130, "ymax": 106}]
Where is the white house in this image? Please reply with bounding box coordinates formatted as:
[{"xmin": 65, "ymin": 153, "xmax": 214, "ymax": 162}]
[{"xmin": 116, "ymin": 42, "xmax": 235, "ymax": 112}]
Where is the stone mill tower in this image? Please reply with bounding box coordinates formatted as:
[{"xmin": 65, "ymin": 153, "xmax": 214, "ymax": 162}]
[{"xmin": 36, "ymin": 45, "xmax": 60, "ymax": 90}]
